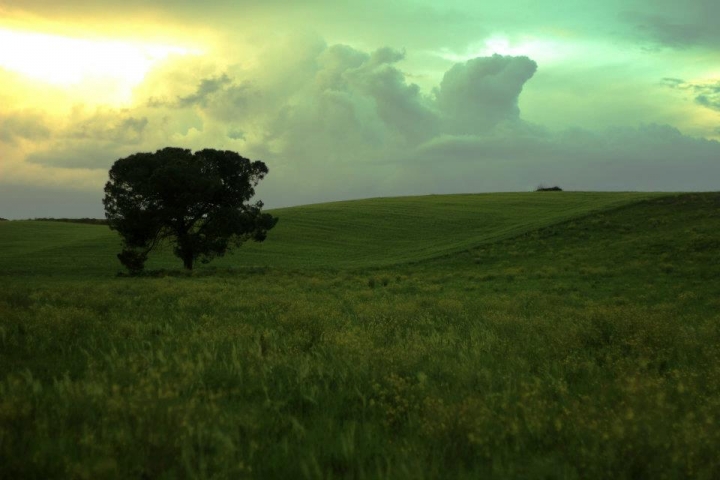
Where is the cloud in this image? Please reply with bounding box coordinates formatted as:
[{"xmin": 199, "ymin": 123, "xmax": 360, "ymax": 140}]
[
  {"xmin": 5, "ymin": 33, "xmax": 720, "ymax": 214},
  {"xmin": 621, "ymin": 13, "xmax": 703, "ymax": 50},
  {"xmin": 621, "ymin": 1, "xmax": 720, "ymax": 49},
  {"xmin": 397, "ymin": 122, "xmax": 720, "ymax": 193},
  {"xmin": 70, "ymin": 112, "xmax": 149, "ymax": 143},
  {"xmin": 25, "ymin": 142, "xmax": 134, "ymax": 170},
  {"xmin": 18, "ymin": 107, "xmax": 154, "ymax": 170},
  {"xmin": 435, "ymin": 55, "xmax": 538, "ymax": 134},
  {"xmin": 146, "ymin": 45, "xmax": 536, "ymax": 161},
  {"xmin": 661, "ymin": 77, "xmax": 720, "ymax": 112},
  {"xmin": 0, "ymin": 111, "xmax": 51, "ymax": 144},
  {"xmin": 695, "ymin": 95, "xmax": 720, "ymax": 111},
  {"xmin": 176, "ymin": 74, "xmax": 233, "ymax": 108},
  {"xmin": 341, "ymin": 47, "xmax": 439, "ymax": 143}
]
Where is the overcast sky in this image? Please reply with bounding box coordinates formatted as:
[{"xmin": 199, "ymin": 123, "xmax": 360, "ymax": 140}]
[{"xmin": 1, "ymin": 0, "xmax": 719, "ymax": 218}]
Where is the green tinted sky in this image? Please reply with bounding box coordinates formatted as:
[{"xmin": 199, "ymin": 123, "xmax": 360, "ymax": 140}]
[{"xmin": 1, "ymin": 0, "xmax": 719, "ymax": 217}]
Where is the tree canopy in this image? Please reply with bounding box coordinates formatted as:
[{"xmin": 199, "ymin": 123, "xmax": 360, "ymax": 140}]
[{"xmin": 103, "ymin": 147, "xmax": 277, "ymax": 273}]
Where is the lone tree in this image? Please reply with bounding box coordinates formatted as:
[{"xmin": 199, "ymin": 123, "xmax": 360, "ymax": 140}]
[{"xmin": 103, "ymin": 147, "xmax": 277, "ymax": 273}]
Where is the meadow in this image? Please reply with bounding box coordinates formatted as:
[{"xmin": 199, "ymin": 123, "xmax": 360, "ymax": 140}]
[{"xmin": 1, "ymin": 192, "xmax": 719, "ymax": 479}]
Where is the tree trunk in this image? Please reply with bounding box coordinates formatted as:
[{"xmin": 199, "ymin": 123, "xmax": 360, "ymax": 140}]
[{"xmin": 177, "ymin": 230, "xmax": 194, "ymax": 270}]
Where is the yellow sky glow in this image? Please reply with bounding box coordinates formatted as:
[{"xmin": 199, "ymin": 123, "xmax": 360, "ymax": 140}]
[{"xmin": 0, "ymin": 28, "xmax": 202, "ymax": 104}]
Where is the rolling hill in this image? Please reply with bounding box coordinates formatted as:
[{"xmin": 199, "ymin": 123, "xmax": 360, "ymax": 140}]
[
  {"xmin": 2, "ymin": 191, "xmax": 720, "ymax": 479},
  {"xmin": 0, "ymin": 191, "xmax": 665, "ymax": 276}
]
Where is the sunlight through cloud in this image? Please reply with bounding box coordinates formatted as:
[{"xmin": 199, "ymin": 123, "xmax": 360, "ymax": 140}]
[
  {"xmin": 0, "ymin": 28, "xmax": 202, "ymax": 102},
  {"xmin": 437, "ymin": 35, "xmax": 569, "ymax": 64}
]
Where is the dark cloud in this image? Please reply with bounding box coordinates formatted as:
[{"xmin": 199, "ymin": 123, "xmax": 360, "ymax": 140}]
[
  {"xmin": 176, "ymin": 74, "xmax": 233, "ymax": 108},
  {"xmin": 18, "ymin": 108, "xmax": 154, "ymax": 170},
  {"xmin": 8, "ymin": 33, "xmax": 719, "ymax": 214},
  {"xmin": 25, "ymin": 142, "xmax": 133, "ymax": 170},
  {"xmin": 660, "ymin": 77, "xmax": 720, "ymax": 112},
  {"xmin": 622, "ymin": 13, "xmax": 702, "ymax": 49},
  {"xmin": 0, "ymin": 112, "xmax": 51, "ymax": 144},
  {"xmin": 621, "ymin": 1, "xmax": 720, "ymax": 49},
  {"xmin": 315, "ymin": 44, "xmax": 369, "ymax": 91},
  {"xmin": 659, "ymin": 77, "xmax": 685, "ymax": 88},
  {"xmin": 435, "ymin": 55, "xmax": 538, "ymax": 134},
  {"xmin": 70, "ymin": 113, "xmax": 149, "ymax": 143},
  {"xmin": 398, "ymin": 123, "xmax": 720, "ymax": 193},
  {"xmin": 227, "ymin": 128, "xmax": 245, "ymax": 140},
  {"xmin": 146, "ymin": 46, "xmax": 536, "ymax": 152},
  {"xmin": 342, "ymin": 47, "xmax": 439, "ymax": 143},
  {"xmin": 146, "ymin": 74, "xmax": 238, "ymax": 110},
  {"xmin": 696, "ymin": 94, "xmax": 720, "ymax": 112}
]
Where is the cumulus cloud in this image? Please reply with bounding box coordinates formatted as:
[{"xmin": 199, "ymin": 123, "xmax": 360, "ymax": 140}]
[
  {"xmin": 0, "ymin": 111, "xmax": 51, "ymax": 144},
  {"xmin": 20, "ymin": 108, "xmax": 153, "ymax": 169},
  {"xmin": 176, "ymin": 74, "xmax": 233, "ymax": 108},
  {"xmin": 342, "ymin": 47, "xmax": 440, "ymax": 144},
  {"xmin": 5, "ymin": 34, "xmax": 720, "ymax": 217},
  {"xmin": 135, "ymin": 44, "xmax": 537, "ymax": 164},
  {"xmin": 435, "ymin": 55, "xmax": 537, "ymax": 134}
]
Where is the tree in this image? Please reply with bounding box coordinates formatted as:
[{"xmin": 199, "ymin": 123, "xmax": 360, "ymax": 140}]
[
  {"xmin": 535, "ymin": 185, "xmax": 563, "ymax": 192},
  {"xmin": 103, "ymin": 147, "xmax": 278, "ymax": 273}
]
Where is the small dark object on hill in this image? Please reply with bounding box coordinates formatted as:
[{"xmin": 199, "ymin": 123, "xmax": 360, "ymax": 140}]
[
  {"xmin": 0, "ymin": 217, "xmax": 7, "ymax": 221},
  {"xmin": 536, "ymin": 186, "xmax": 563, "ymax": 192}
]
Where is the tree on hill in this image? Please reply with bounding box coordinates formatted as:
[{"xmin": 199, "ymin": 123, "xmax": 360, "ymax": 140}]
[{"xmin": 103, "ymin": 147, "xmax": 278, "ymax": 273}]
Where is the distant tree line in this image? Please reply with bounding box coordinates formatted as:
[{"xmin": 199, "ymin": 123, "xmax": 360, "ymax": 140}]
[
  {"xmin": 535, "ymin": 185, "xmax": 563, "ymax": 192},
  {"xmin": 32, "ymin": 218, "xmax": 108, "ymax": 225}
]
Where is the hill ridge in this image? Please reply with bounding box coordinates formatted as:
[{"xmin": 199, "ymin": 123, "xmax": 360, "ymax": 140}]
[{"xmin": 0, "ymin": 192, "xmax": 671, "ymax": 276}]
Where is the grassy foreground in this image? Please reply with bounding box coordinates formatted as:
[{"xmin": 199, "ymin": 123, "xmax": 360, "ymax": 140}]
[{"xmin": 1, "ymin": 192, "xmax": 719, "ymax": 479}]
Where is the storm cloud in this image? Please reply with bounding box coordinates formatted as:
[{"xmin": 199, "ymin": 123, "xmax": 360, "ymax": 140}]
[
  {"xmin": 0, "ymin": 111, "xmax": 51, "ymax": 144},
  {"xmin": 436, "ymin": 55, "xmax": 537, "ymax": 134},
  {"xmin": 1, "ymin": 1, "xmax": 719, "ymax": 218},
  {"xmin": 621, "ymin": 0, "xmax": 720, "ymax": 49}
]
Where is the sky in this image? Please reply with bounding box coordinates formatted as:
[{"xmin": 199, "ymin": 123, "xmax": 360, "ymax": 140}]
[{"xmin": 1, "ymin": 0, "xmax": 719, "ymax": 219}]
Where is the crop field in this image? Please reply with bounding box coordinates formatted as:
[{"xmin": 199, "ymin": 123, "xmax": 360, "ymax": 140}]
[{"xmin": 1, "ymin": 192, "xmax": 719, "ymax": 479}]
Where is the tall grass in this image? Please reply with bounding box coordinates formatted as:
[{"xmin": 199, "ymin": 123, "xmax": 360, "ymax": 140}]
[{"xmin": 1, "ymin": 193, "xmax": 719, "ymax": 479}]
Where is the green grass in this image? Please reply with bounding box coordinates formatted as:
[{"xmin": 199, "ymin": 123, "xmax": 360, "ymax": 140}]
[
  {"xmin": 1, "ymin": 191, "xmax": 662, "ymax": 276},
  {"xmin": 1, "ymin": 192, "xmax": 719, "ymax": 479},
  {"xmin": 0, "ymin": 221, "xmax": 122, "ymax": 278}
]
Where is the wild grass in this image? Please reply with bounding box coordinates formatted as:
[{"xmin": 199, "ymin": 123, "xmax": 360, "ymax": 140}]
[
  {"xmin": 0, "ymin": 192, "xmax": 662, "ymax": 277},
  {"xmin": 1, "ymin": 192, "xmax": 719, "ymax": 479}
]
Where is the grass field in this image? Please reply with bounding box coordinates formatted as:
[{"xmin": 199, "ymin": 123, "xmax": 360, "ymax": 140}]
[
  {"xmin": 1, "ymin": 192, "xmax": 662, "ymax": 277},
  {"xmin": 1, "ymin": 192, "xmax": 719, "ymax": 479}
]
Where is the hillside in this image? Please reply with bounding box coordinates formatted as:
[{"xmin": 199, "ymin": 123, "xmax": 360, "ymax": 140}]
[
  {"xmin": 0, "ymin": 191, "xmax": 664, "ymax": 276},
  {"xmin": 2, "ymin": 192, "xmax": 720, "ymax": 479},
  {"xmin": 414, "ymin": 192, "xmax": 720, "ymax": 305}
]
